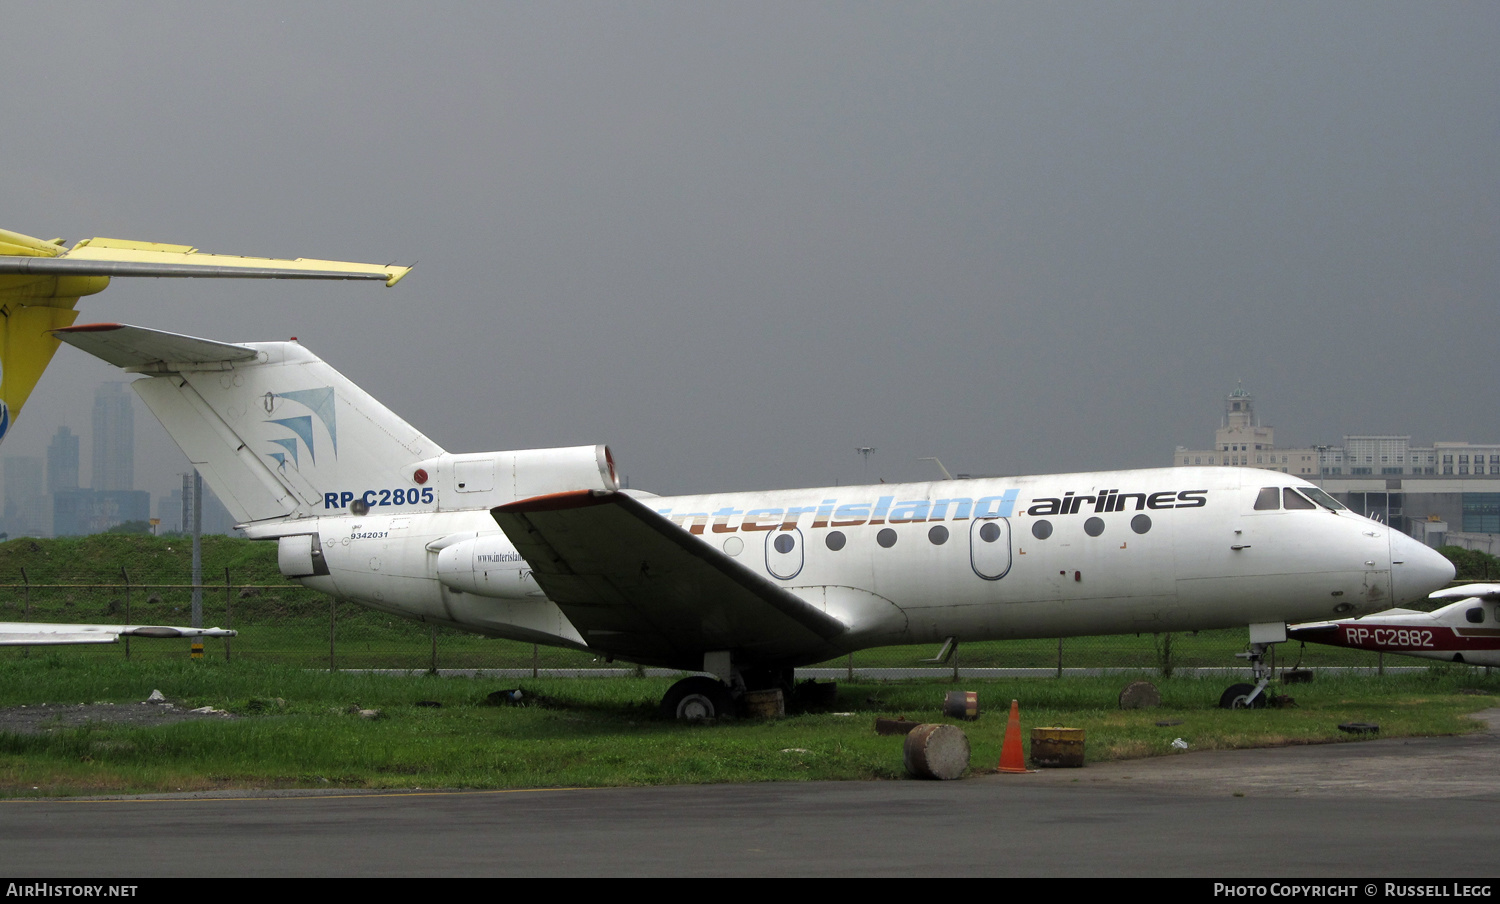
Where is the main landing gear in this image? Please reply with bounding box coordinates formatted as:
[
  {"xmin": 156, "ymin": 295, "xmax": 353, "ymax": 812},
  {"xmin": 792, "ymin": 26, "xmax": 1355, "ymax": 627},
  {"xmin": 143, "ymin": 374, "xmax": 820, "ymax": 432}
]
[
  {"xmin": 657, "ymin": 662, "xmax": 806, "ymax": 721},
  {"xmin": 659, "ymin": 676, "xmax": 735, "ymax": 720}
]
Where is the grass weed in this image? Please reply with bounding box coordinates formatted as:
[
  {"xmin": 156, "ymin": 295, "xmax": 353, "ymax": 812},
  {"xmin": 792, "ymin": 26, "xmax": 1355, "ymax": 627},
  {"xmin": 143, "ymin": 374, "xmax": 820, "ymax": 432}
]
[{"xmin": 0, "ymin": 659, "xmax": 1494, "ymax": 796}]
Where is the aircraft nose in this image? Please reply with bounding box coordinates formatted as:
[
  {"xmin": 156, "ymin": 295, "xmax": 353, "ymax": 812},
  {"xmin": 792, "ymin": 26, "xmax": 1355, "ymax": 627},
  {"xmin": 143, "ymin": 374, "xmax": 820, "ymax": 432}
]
[{"xmin": 1389, "ymin": 531, "xmax": 1455, "ymax": 605}]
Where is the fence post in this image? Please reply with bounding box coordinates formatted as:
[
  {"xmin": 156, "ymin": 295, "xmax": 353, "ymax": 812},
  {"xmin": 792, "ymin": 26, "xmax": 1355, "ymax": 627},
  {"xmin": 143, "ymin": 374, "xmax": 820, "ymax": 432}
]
[
  {"xmin": 329, "ymin": 597, "xmax": 337, "ymax": 673},
  {"xmin": 224, "ymin": 568, "xmax": 232, "ymax": 662},
  {"xmin": 20, "ymin": 567, "xmax": 28, "ymax": 659},
  {"xmin": 120, "ymin": 567, "xmax": 131, "ymax": 661},
  {"xmin": 846, "ymin": 652, "xmax": 854, "ymax": 681},
  {"xmin": 951, "ymin": 642, "xmax": 959, "ymax": 683},
  {"xmin": 429, "ymin": 624, "xmax": 439, "ymax": 675},
  {"xmin": 532, "ymin": 643, "xmax": 539, "ymax": 679},
  {"xmin": 1056, "ymin": 637, "xmax": 1063, "ymax": 678}
]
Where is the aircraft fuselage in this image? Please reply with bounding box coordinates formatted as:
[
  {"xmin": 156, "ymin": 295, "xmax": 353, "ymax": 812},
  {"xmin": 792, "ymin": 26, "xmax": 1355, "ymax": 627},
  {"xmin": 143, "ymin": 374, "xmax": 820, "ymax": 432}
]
[{"xmin": 291, "ymin": 466, "xmax": 1448, "ymax": 670}]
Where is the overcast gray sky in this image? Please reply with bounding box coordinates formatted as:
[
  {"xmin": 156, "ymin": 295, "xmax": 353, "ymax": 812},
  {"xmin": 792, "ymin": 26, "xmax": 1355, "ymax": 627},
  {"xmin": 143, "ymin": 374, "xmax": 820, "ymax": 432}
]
[{"xmin": 3, "ymin": 2, "xmax": 1496, "ymax": 499}]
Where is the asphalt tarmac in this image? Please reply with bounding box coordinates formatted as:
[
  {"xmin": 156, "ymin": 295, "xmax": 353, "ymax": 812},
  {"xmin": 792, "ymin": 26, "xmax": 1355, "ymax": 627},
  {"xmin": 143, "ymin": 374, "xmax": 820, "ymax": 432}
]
[{"xmin": 2, "ymin": 711, "xmax": 1497, "ymax": 877}]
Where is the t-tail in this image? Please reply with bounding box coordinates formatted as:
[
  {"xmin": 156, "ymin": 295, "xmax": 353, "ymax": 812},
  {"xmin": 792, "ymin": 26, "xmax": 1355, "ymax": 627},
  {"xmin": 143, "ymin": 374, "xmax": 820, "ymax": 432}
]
[
  {"xmin": 52, "ymin": 324, "xmax": 617, "ymax": 533},
  {"xmin": 0, "ymin": 226, "xmax": 410, "ymax": 445}
]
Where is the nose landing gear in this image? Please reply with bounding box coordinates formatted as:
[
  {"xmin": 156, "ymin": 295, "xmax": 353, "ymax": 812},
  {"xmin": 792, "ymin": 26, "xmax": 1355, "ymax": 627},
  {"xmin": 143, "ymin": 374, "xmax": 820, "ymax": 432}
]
[
  {"xmin": 1219, "ymin": 678, "xmax": 1269, "ymax": 709},
  {"xmin": 1219, "ymin": 623, "xmax": 1286, "ymax": 709}
]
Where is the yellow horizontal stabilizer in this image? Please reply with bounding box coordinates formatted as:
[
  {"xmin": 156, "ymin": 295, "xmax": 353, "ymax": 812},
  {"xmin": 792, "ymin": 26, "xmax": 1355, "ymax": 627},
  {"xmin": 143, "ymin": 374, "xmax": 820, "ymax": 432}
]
[
  {"xmin": 0, "ymin": 227, "xmax": 65, "ymax": 258},
  {"xmin": 0, "ymin": 226, "xmax": 411, "ymax": 444},
  {"xmin": 25, "ymin": 235, "xmax": 411, "ymax": 287}
]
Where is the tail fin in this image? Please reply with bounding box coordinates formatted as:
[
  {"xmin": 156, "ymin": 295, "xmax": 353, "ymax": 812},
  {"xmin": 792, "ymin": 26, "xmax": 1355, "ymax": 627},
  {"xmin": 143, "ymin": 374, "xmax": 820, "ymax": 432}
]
[
  {"xmin": 54, "ymin": 323, "xmax": 445, "ymax": 526},
  {"xmin": 0, "ymin": 227, "xmax": 409, "ymax": 445}
]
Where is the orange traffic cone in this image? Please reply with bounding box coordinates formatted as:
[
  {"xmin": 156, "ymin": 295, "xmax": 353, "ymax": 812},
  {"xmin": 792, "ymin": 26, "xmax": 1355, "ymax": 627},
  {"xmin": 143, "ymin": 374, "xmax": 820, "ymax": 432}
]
[{"xmin": 997, "ymin": 698, "xmax": 1031, "ymax": 773}]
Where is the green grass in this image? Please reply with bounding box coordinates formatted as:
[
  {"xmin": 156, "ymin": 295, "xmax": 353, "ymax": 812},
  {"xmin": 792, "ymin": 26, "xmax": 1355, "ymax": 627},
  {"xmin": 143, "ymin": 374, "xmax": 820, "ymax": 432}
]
[
  {"xmin": 0, "ymin": 534, "xmax": 283, "ymax": 586},
  {"xmin": 0, "ymin": 658, "xmax": 1493, "ymax": 797}
]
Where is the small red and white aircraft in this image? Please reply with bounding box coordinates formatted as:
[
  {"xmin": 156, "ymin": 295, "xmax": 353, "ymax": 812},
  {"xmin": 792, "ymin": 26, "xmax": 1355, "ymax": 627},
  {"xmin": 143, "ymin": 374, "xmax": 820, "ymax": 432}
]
[
  {"xmin": 1288, "ymin": 583, "xmax": 1500, "ymax": 667},
  {"xmin": 51, "ymin": 322, "xmax": 1457, "ymax": 717}
]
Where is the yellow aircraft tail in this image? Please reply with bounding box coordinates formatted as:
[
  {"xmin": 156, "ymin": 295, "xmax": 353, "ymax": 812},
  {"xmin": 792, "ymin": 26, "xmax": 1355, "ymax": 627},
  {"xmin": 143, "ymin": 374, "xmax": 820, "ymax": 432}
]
[{"xmin": 0, "ymin": 227, "xmax": 409, "ymax": 442}]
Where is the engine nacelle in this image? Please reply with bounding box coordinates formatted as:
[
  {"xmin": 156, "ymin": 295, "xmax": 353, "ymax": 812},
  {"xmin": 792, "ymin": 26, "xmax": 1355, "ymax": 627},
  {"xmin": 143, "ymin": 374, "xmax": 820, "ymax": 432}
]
[
  {"xmin": 277, "ymin": 533, "xmax": 330, "ymax": 578},
  {"xmin": 410, "ymin": 444, "xmax": 618, "ymax": 513},
  {"xmin": 433, "ymin": 532, "xmax": 544, "ymax": 599}
]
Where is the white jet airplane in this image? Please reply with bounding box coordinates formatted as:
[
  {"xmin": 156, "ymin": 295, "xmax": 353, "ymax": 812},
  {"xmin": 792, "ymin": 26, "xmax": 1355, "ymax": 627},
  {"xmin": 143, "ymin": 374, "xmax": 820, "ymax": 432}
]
[
  {"xmin": 1288, "ymin": 583, "xmax": 1500, "ymax": 667},
  {"xmin": 53, "ymin": 323, "xmax": 1456, "ymax": 717}
]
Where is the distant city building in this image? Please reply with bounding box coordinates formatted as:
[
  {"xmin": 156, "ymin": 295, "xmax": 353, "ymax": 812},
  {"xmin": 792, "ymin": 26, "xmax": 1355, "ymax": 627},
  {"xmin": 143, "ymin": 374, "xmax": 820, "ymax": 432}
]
[
  {"xmin": 52, "ymin": 488, "xmax": 151, "ymax": 536},
  {"xmin": 63, "ymin": 382, "xmax": 145, "ymax": 535},
  {"xmin": 156, "ymin": 476, "xmax": 236, "ymax": 536},
  {"xmin": 1172, "ymin": 386, "xmax": 1321, "ymax": 477},
  {"xmin": 3, "ymin": 456, "xmax": 47, "ymax": 538},
  {"xmin": 91, "ymin": 382, "xmax": 134, "ymax": 492},
  {"xmin": 46, "ymin": 426, "xmax": 79, "ymax": 495},
  {"xmin": 51, "ymin": 488, "xmax": 92, "ymax": 537},
  {"xmin": 1173, "ymin": 386, "xmax": 1500, "ymax": 550}
]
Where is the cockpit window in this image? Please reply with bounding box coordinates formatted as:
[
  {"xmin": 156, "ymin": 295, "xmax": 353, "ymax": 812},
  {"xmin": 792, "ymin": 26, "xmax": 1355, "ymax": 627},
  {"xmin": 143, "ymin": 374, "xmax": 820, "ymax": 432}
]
[
  {"xmin": 1254, "ymin": 487, "xmax": 1281, "ymax": 511},
  {"xmin": 1283, "ymin": 487, "xmax": 1316, "ymax": 510},
  {"xmin": 1299, "ymin": 487, "xmax": 1347, "ymax": 511}
]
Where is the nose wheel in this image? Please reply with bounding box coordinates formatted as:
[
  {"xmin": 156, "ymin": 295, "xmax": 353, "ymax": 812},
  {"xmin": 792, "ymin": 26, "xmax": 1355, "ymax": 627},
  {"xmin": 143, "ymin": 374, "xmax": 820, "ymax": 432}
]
[{"xmin": 1219, "ymin": 682, "xmax": 1268, "ymax": 709}]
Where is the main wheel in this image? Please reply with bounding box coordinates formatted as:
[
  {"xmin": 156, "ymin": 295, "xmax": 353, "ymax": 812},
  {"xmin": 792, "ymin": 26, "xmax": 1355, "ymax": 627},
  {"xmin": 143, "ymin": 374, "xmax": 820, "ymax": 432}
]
[
  {"xmin": 1218, "ymin": 682, "xmax": 1266, "ymax": 709},
  {"xmin": 659, "ymin": 676, "xmax": 735, "ymax": 721}
]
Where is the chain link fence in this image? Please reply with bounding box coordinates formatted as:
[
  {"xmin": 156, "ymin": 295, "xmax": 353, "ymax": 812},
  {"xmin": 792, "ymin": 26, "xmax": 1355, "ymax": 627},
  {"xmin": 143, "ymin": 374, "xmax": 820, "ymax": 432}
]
[{"xmin": 0, "ymin": 572, "xmax": 1442, "ymax": 676}]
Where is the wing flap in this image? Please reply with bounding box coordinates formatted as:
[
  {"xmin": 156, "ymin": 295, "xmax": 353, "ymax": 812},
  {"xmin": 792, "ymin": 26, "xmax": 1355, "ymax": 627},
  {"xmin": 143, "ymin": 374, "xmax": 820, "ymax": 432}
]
[{"xmin": 492, "ymin": 491, "xmax": 845, "ymax": 668}]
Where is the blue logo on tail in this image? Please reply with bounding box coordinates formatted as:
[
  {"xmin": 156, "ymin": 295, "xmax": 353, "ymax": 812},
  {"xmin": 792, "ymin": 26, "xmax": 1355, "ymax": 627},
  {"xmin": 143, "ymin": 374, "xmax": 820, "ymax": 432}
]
[{"xmin": 263, "ymin": 388, "xmax": 336, "ymax": 471}]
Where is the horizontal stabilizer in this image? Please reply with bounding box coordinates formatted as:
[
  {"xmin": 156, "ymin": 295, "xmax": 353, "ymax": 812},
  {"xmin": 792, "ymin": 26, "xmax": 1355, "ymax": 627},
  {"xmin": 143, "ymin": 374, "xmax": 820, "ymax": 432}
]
[
  {"xmin": 53, "ymin": 323, "xmax": 258, "ymax": 369},
  {"xmin": 0, "ymin": 622, "xmax": 236, "ymax": 646},
  {"xmin": 492, "ymin": 490, "xmax": 846, "ymax": 669},
  {"xmin": 0, "ymin": 226, "xmax": 410, "ymax": 450},
  {"xmin": 0, "ymin": 233, "xmax": 409, "ymax": 287},
  {"xmin": 0, "ymin": 257, "xmax": 405, "ymax": 284}
]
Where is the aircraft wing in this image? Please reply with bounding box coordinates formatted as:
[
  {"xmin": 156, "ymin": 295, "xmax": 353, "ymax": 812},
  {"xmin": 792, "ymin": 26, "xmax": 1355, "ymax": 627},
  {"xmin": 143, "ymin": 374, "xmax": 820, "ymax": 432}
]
[
  {"xmin": 0, "ymin": 623, "xmax": 236, "ymax": 646},
  {"xmin": 1430, "ymin": 583, "xmax": 1500, "ymax": 602},
  {"xmin": 491, "ymin": 490, "xmax": 846, "ymax": 669}
]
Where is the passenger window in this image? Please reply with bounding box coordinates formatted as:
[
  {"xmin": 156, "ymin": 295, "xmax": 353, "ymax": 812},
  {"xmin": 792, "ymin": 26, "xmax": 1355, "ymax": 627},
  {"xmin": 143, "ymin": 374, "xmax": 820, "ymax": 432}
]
[
  {"xmin": 1254, "ymin": 487, "xmax": 1280, "ymax": 510},
  {"xmin": 1466, "ymin": 607, "xmax": 1484, "ymax": 624},
  {"xmin": 1283, "ymin": 488, "xmax": 1316, "ymax": 510}
]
